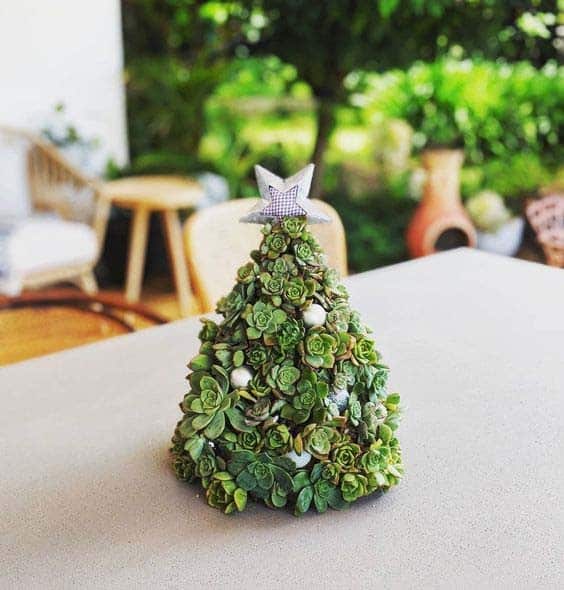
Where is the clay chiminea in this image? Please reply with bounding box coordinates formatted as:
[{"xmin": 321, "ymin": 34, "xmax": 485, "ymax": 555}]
[{"xmin": 407, "ymin": 149, "xmax": 476, "ymax": 257}]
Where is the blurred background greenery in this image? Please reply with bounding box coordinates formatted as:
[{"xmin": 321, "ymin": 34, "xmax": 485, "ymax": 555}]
[{"xmin": 119, "ymin": 0, "xmax": 563, "ymax": 272}]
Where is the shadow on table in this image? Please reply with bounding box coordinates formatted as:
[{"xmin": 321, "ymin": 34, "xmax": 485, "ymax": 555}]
[{"xmin": 4, "ymin": 439, "xmax": 396, "ymax": 573}]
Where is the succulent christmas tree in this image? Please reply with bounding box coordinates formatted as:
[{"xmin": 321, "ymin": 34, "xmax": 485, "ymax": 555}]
[{"xmin": 171, "ymin": 164, "xmax": 403, "ymax": 515}]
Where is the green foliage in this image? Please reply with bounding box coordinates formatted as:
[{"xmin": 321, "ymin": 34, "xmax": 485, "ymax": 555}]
[
  {"xmin": 201, "ymin": 55, "xmax": 311, "ymax": 195},
  {"xmin": 293, "ymin": 462, "xmax": 347, "ymax": 515},
  {"xmin": 326, "ymin": 187, "xmax": 417, "ymax": 273},
  {"xmin": 304, "ymin": 331, "xmax": 337, "ymax": 369},
  {"xmin": 206, "ymin": 472, "xmax": 248, "ymax": 514},
  {"xmin": 363, "ymin": 58, "xmax": 563, "ymax": 163},
  {"xmin": 480, "ymin": 152, "xmax": 554, "ymax": 199},
  {"xmin": 123, "ymin": 0, "xmax": 560, "ymax": 194},
  {"xmin": 252, "ymin": 0, "xmax": 559, "ymax": 192},
  {"xmin": 121, "ymin": 2, "xmax": 562, "ymax": 271},
  {"xmin": 122, "ymin": 0, "xmax": 256, "ymax": 167},
  {"xmin": 340, "ymin": 472, "xmax": 368, "ymax": 502},
  {"xmin": 179, "ymin": 366, "xmax": 236, "ymax": 440},
  {"xmin": 227, "ymin": 450, "xmax": 295, "ymax": 506},
  {"xmin": 242, "ymin": 300, "xmax": 287, "ymax": 340},
  {"xmin": 171, "ymin": 217, "xmax": 403, "ymax": 515},
  {"xmin": 125, "ymin": 56, "xmax": 220, "ymax": 158},
  {"xmin": 266, "ymin": 363, "xmax": 300, "ymax": 395},
  {"xmin": 255, "ymin": 0, "xmax": 558, "ymax": 97}
]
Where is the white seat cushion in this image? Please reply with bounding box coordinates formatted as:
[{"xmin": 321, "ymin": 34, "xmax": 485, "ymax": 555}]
[{"xmin": 4, "ymin": 217, "xmax": 97, "ymax": 291}]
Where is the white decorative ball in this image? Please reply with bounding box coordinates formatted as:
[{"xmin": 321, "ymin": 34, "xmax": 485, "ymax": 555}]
[
  {"xmin": 285, "ymin": 449, "xmax": 312, "ymax": 469},
  {"xmin": 230, "ymin": 366, "xmax": 253, "ymax": 389},
  {"xmin": 302, "ymin": 303, "xmax": 327, "ymax": 327}
]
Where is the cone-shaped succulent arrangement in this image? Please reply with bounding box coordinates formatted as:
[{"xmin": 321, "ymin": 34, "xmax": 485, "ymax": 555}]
[{"xmin": 171, "ymin": 165, "xmax": 403, "ymax": 515}]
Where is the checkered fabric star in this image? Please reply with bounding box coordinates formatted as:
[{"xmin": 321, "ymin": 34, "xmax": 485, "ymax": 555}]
[
  {"xmin": 262, "ymin": 185, "xmax": 305, "ymax": 218},
  {"xmin": 240, "ymin": 164, "xmax": 330, "ymax": 224}
]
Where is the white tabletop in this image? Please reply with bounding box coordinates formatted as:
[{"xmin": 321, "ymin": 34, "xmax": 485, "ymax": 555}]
[{"xmin": 1, "ymin": 249, "xmax": 563, "ymax": 589}]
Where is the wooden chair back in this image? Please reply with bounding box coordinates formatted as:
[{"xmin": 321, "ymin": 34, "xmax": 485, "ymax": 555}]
[
  {"xmin": 0, "ymin": 290, "xmax": 166, "ymax": 365},
  {"xmin": 184, "ymin": 198, "xmax": 348, "ymax": 312}
]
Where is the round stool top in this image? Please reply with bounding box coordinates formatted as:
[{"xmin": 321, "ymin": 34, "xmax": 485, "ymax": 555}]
[{"xmin": 102, "ymin": 175, "xmax": 204, "ymax": 210}]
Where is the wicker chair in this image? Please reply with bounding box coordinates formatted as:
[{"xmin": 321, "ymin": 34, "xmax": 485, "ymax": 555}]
[
  {"xmin": 0, "ymin": 289, "xmax": 166, "ymax": 365},
  {"xmin": 526, "ymin": 194, "xmax": 564, "ymax": 268},
  {"xmin": 0, "ymin": 126, "xmax": 110, "ymax": 294},
  {"xmin": 184, "ymin": 198, "xmax": 347, "ymax": 312}
]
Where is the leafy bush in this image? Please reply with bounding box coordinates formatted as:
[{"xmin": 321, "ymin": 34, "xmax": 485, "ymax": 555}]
[
  {"xmin": 120, "ymin": 1, "xmax": 562, "ymax": 271},
  {"xmin": 326, "ymin": 178, "xmax": 416, "ymax": 273},
  {"xmin": 460, "ymin": 151, "xmax": 554, "ymax": 204},
  {"xmin": 122, "ymin": 0, "xmax": 257, "ymax": 168},
  {"xmin": 126, "ymin": 56, "xmax": 225, "ymax": 161},
  {"xmin": 358, "ymin": 58, "xmax": 563, "ymax": 165},
  {"xmin": 201, "ymin": 57, "xmax": 312, "ymax": 195}
]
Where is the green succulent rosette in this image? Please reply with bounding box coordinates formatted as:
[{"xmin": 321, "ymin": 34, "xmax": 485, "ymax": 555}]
[{"xmin": 171, "ymin": 217, "xmax": 403, "ymax": 515}]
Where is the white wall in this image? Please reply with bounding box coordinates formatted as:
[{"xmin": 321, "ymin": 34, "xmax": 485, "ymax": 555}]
[{"xmin": 0, "ymin": 0, "xmax": 128, "ymax": 165}]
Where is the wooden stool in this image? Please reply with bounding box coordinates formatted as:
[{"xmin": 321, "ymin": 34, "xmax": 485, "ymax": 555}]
[{"xmin": 101, "ymin": 176, "xmax": 204, "ymax": 317}]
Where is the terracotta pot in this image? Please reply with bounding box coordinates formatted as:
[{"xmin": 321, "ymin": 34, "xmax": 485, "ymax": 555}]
[{"xmin": 406, "ymin": 149, "xmax": 476, "ymax": 257}]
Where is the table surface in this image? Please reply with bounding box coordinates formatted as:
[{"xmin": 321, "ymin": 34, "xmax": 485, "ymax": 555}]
[
  {"xmin": 1, "ymin": 249, "xmax": 563, "ymax": 589},
  {"xmin": 102, "ymin": 175, "xmax": 204, "ymax": 210}
]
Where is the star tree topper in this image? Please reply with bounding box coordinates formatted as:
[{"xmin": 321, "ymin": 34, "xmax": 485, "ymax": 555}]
[{"xmin": 240, "ymin": 164, "xmax": 331, "ymax": 224}]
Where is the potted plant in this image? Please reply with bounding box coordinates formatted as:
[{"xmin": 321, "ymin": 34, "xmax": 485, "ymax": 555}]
[
  {"xmin": 406, "ymin": 147, "xmax": 477, "ymax": 257},
  {"xmin": 390, "ymin": 61, "xmax": 489, "ymax": 257},
  {"xmin": 466, "ymin": 191, "xmax": 525, "ymax": 257}
]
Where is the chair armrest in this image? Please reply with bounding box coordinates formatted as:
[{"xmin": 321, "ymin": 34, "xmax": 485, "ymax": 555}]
[{"xmin": 27, "ymin": 137, "xmax": 97, "ymax": 209}]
